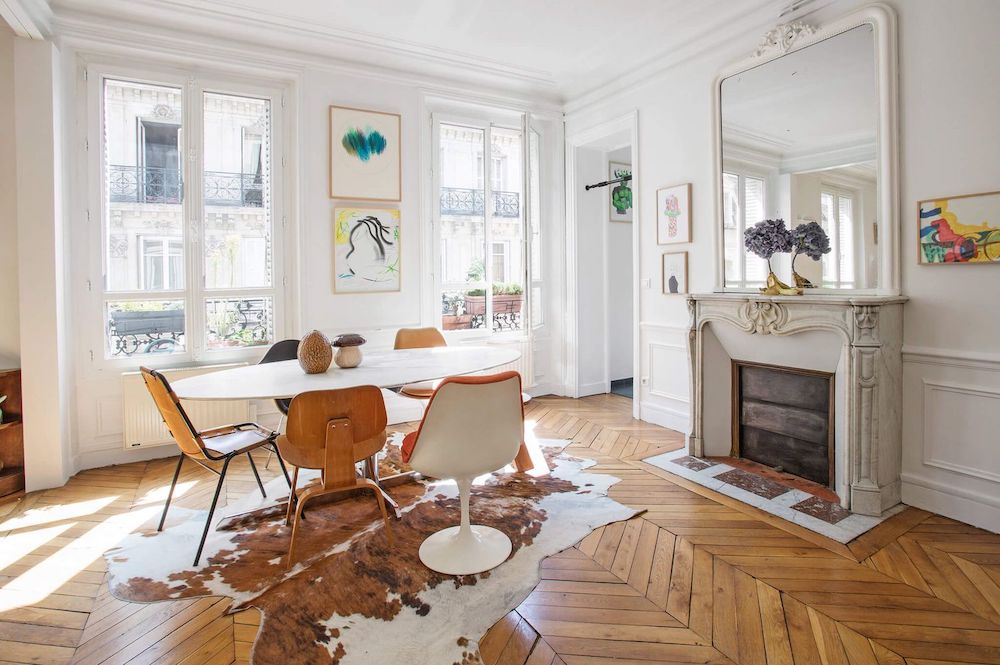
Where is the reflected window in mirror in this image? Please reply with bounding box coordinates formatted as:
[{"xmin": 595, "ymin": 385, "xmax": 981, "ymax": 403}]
[
  {"xmin": 723, "ymin": 171, "xmax": 769, "ymax": 288},
  {"xmin": 820, "ymin": 187, "xmax": 856, "ymax": 288}
]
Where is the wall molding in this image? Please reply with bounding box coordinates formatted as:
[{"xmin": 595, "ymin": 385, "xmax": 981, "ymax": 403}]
[
  {"xmin": 922, "ymin": 379, "xmax": 1000, "ymax": 484},
  {"xmin": 648, "ymin": 342, "xmax": 690, "ymax": 402},
  {"xmin": 903, "ymin": 345, "xmax": 1000, "ymax": 373}
]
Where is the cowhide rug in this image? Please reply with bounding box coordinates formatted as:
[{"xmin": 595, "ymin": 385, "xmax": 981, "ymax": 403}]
[{"xmin": 105, "ymin": 438, "xmax": 636, "ymax": 664}]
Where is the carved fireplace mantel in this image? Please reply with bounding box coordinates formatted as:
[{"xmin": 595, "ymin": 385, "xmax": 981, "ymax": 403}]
[{"xmin": 687, "ymin": 293, "xmax": 907, "ymax": 516}]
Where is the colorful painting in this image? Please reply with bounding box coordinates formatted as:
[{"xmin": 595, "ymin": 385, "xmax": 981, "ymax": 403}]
[
  {"xmin": 329, "ymin": 106, "xmax": 401, "ymax": 201},
  {"xmin": 657, "ymin": 183, "xmax": 692, "ymax": 244},
  {"xmin": 333, "ymin": 208, "xmax": 400, "ymax": 293},
  {"xmin": 918, "ymin": 191, "xmax": 1000, "ymax": 264},
  {"xmin": 609, "ymin": 161, "xmax": 632, "ymax": 223},
  {"xmin": 662, "ymin": 251, "xmax": 688, "ymax": 294}
]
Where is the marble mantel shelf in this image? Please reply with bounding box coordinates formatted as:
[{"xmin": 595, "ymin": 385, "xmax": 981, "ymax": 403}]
[{"xmin": 686, "ymin": 291, "xmax": 906, "ymax": 517}]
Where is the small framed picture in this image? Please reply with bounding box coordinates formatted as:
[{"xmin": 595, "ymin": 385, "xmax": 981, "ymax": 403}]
[
  {"xmin": 657, "ymin": 183, "xmax": 692, "ymax": 244},
  {"xmin": 917, "ymin": 190, "xmax": 1000, "ymax": 264},
  {"xmin": 662, "ymin": 251, "xmax": 688, "ymax": 294},
  {"xmin": 608, "ymin": 161, "xmax": 632, "ymax": 223},
  {"xmin": 329, "ymin": 105, "xmax": 402, "ymax": 202}
]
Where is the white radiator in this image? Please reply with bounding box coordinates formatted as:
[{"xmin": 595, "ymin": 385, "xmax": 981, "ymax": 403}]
[{"xmin": 121, "ymin": 364, "xmax": 252, "ymax": 450}]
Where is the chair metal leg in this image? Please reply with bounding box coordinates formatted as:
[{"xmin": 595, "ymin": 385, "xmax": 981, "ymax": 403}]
[
  {"xmin": 194, "ymin": 456, "xmax": 232, "ymax": 567},
  {"xmin": 271, "ymin": 443, "xmax": 292, "ymax": 488},
  {"xmin": 247, "ymin": 451, "xmax": 266, "ymax": 498},
  {"xmin": 158, "ymin": 454, "xmax": 185, "ymax": 532},
  {"xmin": 264, "ymin": 415, "xmax": 286, "ymax": 469}
]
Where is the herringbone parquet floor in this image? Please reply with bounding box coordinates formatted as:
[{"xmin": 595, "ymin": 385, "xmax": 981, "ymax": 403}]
[{"xmin": 1, "ymin": 394, "xmax": 999, "ymax": 664}]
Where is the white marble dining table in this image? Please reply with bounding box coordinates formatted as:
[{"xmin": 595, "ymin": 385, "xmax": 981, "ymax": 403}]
[{"xmin": 170, "ymin": 345, "xmax": 522, "ymax": 401}]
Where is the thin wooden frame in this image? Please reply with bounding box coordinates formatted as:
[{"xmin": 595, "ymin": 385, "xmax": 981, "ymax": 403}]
[
  {"xmin": 730, "ymin": 359, "xmax": 836, "ymax": 489},
  {"xmin": 656, "ymin": 183, "xmax": 692, "ymax": 244},
  {"xmin": 661, "ymin": 251, "xmax": 688, "ymax": 295},
  {"xmin": 329, "ymin": 105, "xmax": 402, "ymax": 202},
  {"xmin": 915, "ymin": 189, "xmax": 1000, "ymax": 266}
]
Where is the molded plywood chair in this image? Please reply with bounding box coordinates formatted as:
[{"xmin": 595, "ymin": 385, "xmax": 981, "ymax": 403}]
[
  {"xmin": 394, "ymin": 327, "xmax": 448, "ymax": 399},
  {"xmin": 401, "ymin": 371, "xmax": 524, "ymax": 575},
  {"xmin": 277, "ymin": 385, "xmax": 394, "ymax": 567},
  {"xmin": 141, "ymin": 367, "xmax": 292, "ymax": 566}
]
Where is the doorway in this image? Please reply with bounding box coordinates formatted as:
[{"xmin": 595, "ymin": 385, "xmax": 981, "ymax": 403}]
[{"xmin": 565, "ymin": 112, "xmax": 639, "ymax": 413}]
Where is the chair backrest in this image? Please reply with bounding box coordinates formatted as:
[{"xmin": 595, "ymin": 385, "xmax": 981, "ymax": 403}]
[
  {"xmin": 394, "ymin": 327, "xmax": 446, "ymax": 350},
  {"xmin": 259, "ymin": 339, "xmax": 300, "ymax": 414},
  {"xmin": 140, "ymin": 367, "xmax": 206, "ymax": 459},
  {"xmin": 283, "ymin": 385, "xmax": 388, "ymax": 473},
  {"xmin": 407, "ymin": 371, "xmax": 523, "ymax": 480}
]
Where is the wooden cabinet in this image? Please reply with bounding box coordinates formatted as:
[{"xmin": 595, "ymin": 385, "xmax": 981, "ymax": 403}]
[{"xmin": 0, "ymin": 369, "xmax": 25, "ymax": 502}]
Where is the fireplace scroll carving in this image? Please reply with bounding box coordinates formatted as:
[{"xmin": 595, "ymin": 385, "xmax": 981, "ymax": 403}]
[{"xmin": 687, "ymin": 293, "xmax": 906, "ymax": 516}]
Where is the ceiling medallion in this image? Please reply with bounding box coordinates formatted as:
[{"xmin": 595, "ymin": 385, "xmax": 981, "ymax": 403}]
[{"xmin": 751, "ymin": 21, "xmax": 817, "ymax": 59}]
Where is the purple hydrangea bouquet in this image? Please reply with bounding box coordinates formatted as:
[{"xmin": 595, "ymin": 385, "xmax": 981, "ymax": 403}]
[
  {"xmin": 743, "ymin": 218, "xmax": 801, "ymax": 295},
  {"xmin": 790, "ymin": 221, "xmax": 831, "ymax": 288}
]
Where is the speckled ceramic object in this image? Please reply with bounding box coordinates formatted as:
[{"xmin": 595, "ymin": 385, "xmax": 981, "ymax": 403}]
[
  {"xmin": 297, "ymin": 330, "xmax": 333, "ymax": 374},
  {"xmin": 332, "ymin": 333, "xmax": 366, "ymax": 368}
]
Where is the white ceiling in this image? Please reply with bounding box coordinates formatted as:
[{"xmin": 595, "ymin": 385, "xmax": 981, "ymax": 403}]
[{"xmin": 48, "ymin": 0, "xmax": 787, "ymax": 102}]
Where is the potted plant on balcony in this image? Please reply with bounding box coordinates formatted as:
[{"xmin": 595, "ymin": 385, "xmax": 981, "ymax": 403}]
[
  {"xmin": 463, "ymin": 283, "xmax": 524, "ymax": 316},
  {"xmin": 441, "ymin": 293, "xmax": 473, "ymax": 330}
]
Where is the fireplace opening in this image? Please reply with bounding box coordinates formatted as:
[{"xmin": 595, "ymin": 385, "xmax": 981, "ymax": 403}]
[{"xmin": 731, "ymin": 361, "xmax": 834, "ymax": 487}]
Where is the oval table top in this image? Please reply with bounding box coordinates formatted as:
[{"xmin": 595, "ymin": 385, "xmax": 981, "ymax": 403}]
[{"xmin": 171, "ymin": 345, "xmax": 521, "ymax": 401}]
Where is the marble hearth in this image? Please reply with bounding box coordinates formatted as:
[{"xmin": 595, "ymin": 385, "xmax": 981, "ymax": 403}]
[{"xmin": 684, "ymin": 293, "xmax": 907, "ymax": 517}]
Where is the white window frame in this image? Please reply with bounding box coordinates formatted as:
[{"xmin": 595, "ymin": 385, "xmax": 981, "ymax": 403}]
[
  {"xmin": 723, "ymin": 169, "xmax": 769, "ymax": 288},
  {"xmin": 431, "ymin": 110, "xmax": 530, "ymax": 342},
  {"xmin": 81, "ymin": 62, "xmax": 290, "ymax": 370},
  {"xmin": 820, "ymin": 184, "xmax": 858, "ymax": 289}
]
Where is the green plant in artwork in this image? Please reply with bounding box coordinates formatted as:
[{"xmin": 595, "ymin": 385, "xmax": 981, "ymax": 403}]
[{"xmin": 611, "ymin": 168, "xmax": 632, "ymax": 214}]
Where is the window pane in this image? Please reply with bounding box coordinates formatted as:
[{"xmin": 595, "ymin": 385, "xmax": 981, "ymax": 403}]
[
  {"xmin": 722, "ymin": 173, "xmax": 740, "ymax": 286},
  {"xmin": 440, "ymin": 123, "xmax": 486, "ymax": 330},
  {"xmin": 104, "ymin": 79, "xmax": 184, "ymax": 292},
  {"xmin": 203, "ymin": 92, "xmax": 272, "ymax": 289},
  {"xmin": 490, "ymin": 126, "xmax": 523, "ymax": 332},
  {"xmin": 106, "ymin": 300, "xmax": 185, "ymax": 357},
  {"xmin": 205, "ymin": 297, "xmax": 273, "ymax": 350},
  {"xmin": 744, "ymin": 176, "xmax": 768, "ymax": 285},
  {"xmin": 821, "ymin": 192, "xmax": 837, "ymax": 283},
  {"xmin": 838, "ymin": 196, "xmax": 854, "ymax": 286}
]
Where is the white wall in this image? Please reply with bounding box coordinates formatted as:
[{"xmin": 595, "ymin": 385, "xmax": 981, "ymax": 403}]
[
  {"xmin": 606, "ymin": 146, "xmax": 633, "ymax": 382},
  {"xmin": 565, "ymin": 0, "xmax": 1000, "ymax": 530},
  {"xmin": 0, "ymin": 26, "xmax": 19, "ymax": 368}
]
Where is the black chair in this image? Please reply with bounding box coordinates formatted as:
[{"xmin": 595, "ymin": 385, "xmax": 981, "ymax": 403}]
[{"xmin": 259, "ymin": 339, "xmax": 300, "ymax": 467}]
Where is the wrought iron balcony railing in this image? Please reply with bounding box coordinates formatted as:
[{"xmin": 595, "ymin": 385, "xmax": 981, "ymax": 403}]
[
  {"xmin": 440, "ymin": 187, "xmax": 519, "ymax": 218},
  {"xmin": 109, "ymin": 165, "xmax": 264, "ymax": 208}
]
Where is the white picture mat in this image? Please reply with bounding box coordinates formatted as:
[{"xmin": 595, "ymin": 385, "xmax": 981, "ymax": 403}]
[
  {"xmin": 657, "ymin": 183, "xmax": 691, "ymax": 244},
  {"xmin": 329, "ymin": 106, "xmax": 401, "ymax": 201}
]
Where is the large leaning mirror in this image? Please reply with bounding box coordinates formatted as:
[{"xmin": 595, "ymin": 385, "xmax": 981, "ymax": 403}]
[{"xmin": 716, "ymin": 6, "xmax": 898, "ymax": 294}]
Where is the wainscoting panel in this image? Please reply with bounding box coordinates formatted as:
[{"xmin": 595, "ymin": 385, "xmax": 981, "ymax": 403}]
[
  {"xmin": 639, "ymin": 322, "xmax": 690, "ymax": 434},
  {"xmin": 902, "ymin": 347, "xmax": 1000, "ymax": 532}
]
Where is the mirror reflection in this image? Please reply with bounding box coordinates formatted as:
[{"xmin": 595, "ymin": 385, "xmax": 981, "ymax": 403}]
[{"xmin": 721, "ymin": 24, "xmax": 878, "ymax": 290}]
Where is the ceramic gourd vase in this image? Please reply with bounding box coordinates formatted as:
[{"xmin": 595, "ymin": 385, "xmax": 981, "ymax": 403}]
[{"xmin": 297, "ymin": 330, "xmax": 333, "ymax": 374}]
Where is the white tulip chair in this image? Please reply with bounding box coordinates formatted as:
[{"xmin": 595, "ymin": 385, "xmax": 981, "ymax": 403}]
[{"xmin": 401, "ymin": 371, "xmax": 525, "ymax": 575}]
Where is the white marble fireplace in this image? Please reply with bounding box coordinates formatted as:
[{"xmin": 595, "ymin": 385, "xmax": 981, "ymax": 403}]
[{"xmin": 686, "ymin": 293, "xmax": 907, "ymax": 516}]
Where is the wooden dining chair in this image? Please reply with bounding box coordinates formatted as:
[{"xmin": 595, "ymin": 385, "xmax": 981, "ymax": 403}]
[
  {"xmin": 393, "ymin": 327, "xmax": 448, "ymax": 399},
  {"xmin": 141, "ymin": 367, "xmax": 292, "ymax": 566},
  {"xmin": 276, "ymin": 385, "xmax": 394, "ymax": 567}
]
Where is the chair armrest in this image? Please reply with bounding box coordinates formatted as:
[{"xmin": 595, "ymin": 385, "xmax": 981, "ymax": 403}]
[{"xmin": 401, "ymin": 431, "xmax": 419, "ymax": 463}]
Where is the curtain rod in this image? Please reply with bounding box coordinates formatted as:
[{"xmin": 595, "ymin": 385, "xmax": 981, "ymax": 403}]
[{"xmin": 584, "ymin": 174, "xmax": 631, "ymax": 191}]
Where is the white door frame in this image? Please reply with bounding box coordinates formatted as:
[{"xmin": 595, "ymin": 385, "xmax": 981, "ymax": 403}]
[{"xmin": 564, "ymin": 110, "xmax": 640, "ymax": 418}]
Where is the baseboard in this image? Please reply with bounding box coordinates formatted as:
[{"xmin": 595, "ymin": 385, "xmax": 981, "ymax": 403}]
[
  {"xmin": 74, "ymin": 443, "xmax": 178, "ymax": 474},
  {"xmin": 902, "ymin": 472, "xmax": 1000, "ymax": 534},
  {"xmin": 527, "ymin": 382, "xmax": 565, "ymax": 398},
  {"xmin": 639, "ymin": 400, "xmax": 690, "ymax": 434},
  {"xmin": 577, "ymin": 380, "xmax": 607, "ymax": 398}
]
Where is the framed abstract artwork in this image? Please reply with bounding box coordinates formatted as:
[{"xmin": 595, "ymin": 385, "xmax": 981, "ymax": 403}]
[
  {"xmin": 333, "ymin": 207, "xmax": 400, "ymax": 293},
  {"xmin": 662, "ymin": 251, "xmax": 688, "ymax": 294},
  {"xmin": 657, "ymin": 183, "xmax": 692, "ymax": 244},
  {"xmin": 608, "ymin": 161, "xmax": 633, "ymax": 223},
  {"xmin": 329, "ymin": 106, "xmax": 401, "ymax": 201},
  {"xmin": 917, "ymin": 190, "xmax": 1000, "ymax": 264}
]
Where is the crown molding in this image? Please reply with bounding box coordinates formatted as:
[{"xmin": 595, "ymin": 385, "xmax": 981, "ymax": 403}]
[
  {"xmin": 50, "ymin": 1, "xmax": 560, "ymax": 102},
  {"xmin": 53, "ymin": 7, "xmax": 564, "ymax": 115},
  {"xmin": 1, "ymin": 0, "xmax": 51, "ymax": 39}
]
